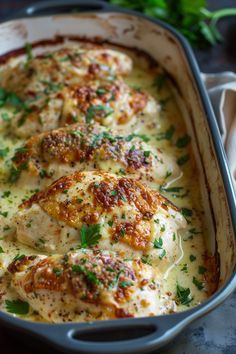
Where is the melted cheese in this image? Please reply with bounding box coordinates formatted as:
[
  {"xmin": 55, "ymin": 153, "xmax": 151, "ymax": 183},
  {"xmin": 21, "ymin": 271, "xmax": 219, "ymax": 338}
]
[{"xmin": 0, "ymin": 42, "xmax": 216, "ymax": 323}]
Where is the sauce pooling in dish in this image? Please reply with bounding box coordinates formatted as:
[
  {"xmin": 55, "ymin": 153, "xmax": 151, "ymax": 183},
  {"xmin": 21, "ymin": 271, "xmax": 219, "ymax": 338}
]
[{"xmin": 0, "ymin": 42, "xmax": 217, "ymax": 322}]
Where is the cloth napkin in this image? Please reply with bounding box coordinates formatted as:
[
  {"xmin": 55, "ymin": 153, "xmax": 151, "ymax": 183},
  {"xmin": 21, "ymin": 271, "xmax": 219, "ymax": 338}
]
[{"xmin": 202, "ymin": 72, "xmax": 236, "ymax": 191}]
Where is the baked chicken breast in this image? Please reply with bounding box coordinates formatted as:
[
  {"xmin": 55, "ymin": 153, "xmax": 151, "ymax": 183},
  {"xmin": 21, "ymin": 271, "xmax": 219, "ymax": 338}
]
[
  {"xmin": 8, "ymin": 250, "xmax": 176, "ymax": 322},
  {"xmin": 10, "ymin": 123, "xmax": 180, "ymax": 188},
  {"xmin": 13, "ymin": 171, "xmax": 186, "ymax": 271}
]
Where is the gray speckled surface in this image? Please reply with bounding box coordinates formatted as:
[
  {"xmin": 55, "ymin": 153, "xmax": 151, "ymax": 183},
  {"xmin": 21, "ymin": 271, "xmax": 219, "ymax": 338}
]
[{"xmin": 158, "ymin": 291, "xmax": 236, "ymax": 354}]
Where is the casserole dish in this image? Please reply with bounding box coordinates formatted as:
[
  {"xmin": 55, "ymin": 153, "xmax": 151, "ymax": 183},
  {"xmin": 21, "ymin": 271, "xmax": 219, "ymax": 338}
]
[{"xmin": 0, "ymin": 0, "xmax": 235, "ymax": 353}]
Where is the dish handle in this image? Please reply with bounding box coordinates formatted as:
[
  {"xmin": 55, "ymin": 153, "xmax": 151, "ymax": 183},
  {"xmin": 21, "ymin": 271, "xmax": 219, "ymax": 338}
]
[
  {"xmin": 5, "ymin": 0, "xmax": 117, "ymax": 21},
  {"xmin": 32, "ymin": 311, "xmax": 191, "ymax": 354}
]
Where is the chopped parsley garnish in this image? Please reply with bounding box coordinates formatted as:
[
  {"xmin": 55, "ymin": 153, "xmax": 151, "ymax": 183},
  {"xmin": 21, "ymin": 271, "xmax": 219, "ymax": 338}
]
[
  {"xmin": 77, "ymin": 198, "xmax": 83, "ymax": 203},
  {"xmin": 119, "ymin": 280, "xmax": 134, "ymax": 288},
  {"xmin": 5, "ymin": 299, "xmax": 29, "ymax": 315},
  {"xmin": 153, "ymin": 237, "xmax": 163, "ymax": 249},
  {"xmin": 96, "ymin": 87, "xmax": 107, "ymax": 95},
  {"xmin": 14, "ymin": 146, "xmax": 28, "ymax": 154},
  {"xmin": 160, "ymin": 225, "xmax": 165, "ymax": 232},
  {"xmin": 72, "ymin": 264, "xmax": 100, "ymax": 285},
  {"xmin": 42, "ymin": 81, "xmax": 63, "ymax": 94},
  {"xmin": 0, "ymin": 211, "xmax": 8, "ymax": 218},
  {"xmin": 80, "ymin": 224, "xmax": 101, "ymax": 248},
  {"xmin": 181, "ymin": 207, "xmax": 192, "ymax": 218},
  {"xmin": 126, "ymin": 133, "xmax": 150, "ymax": 143},
  {"xmin": 173, "ymin": 232, "xmax": 176, "ymax": 241},
  {"xmin": 53, "ymin": 268, "xmax": 62, "ymax": 277},
  {"xmin": 0, "ymin": 246, "xmax": 4, "ymax": 253},
  {"xmin": 90, "ymin": 131, "xmax": 116, "ymax": 148},
  {"xmin": 25, "ymin": 42, "xmax": 33, "ymax": 61},
  {"xmin": 108, "ymin": 220, "xmax": 113, "ymax": 227},
  {"xmin": 189, "ymin": 254, "xmax": 196, "ymax": 262},
  {"xmin": 86, "ymin": 105, "xmax": 114, "ymax": 123},
  {"xmin": 198, "ymin": 266, "xmax": 207, "ymax": 274},
  {"xmin": 144, "ymin": 150, "xmax": 151, "ymax": 158},
  {"xmin": 153, "ymin": 73, "xmax": 167, "ymax": 91},
  {"xmin": 192, "ymin": 276, "xmax": 204, "ymax": 290},
  {"xmin": 1, "ymin": 112, "xmax": 10, "ymax": 122},
  {"xmin": 106, "ymin": 266, "xmax": 114, "ymax": 272},
  {"xmin": 156, "ymin": 125, "xmax": 175, "ymax": 141},
  {"xmin": 176, "ymin": 134, "xmax": 191, "ymax": 148},
  {"xmin": 189, "ymin": 228, "xmax": 201, "ymax": 235},
  {"xmin": 176, "ymin": 283, "xmax": 193, "ymax": 305},
  {"xmin": 177, "ymin": 154, "xmax": 190, "ymax": 166},
  {"xmin": 119, "ymin": 168, "xmax": 126, "ymax": 175},
  {"xmin": 2, "ymin": 191, "xmax": 11, "ymax": 198},
  {"xmin": 13, "ymin": 254, "xmax": 25, "ymax": 261},
  {"xmin": 8, "ymin": 162, "xmax": 29, "ymax": 183},
  {"xmin": 159, "ymin": 96, "xmax": 171, "ymax": 111},
  {"xmin": 181, "ymin": 264, "xmax": 188, "ymax": 273},
  {"xmin": 159, "ymin": 249, "xmax": 166, "ymax": 259},
  {"xmin": 110, "ymin": 190, "xmax": 118, "ymax": 196},
  {"xmin": 0, "ymin": 147, "xmax": 9, "ymax": 158},
  {"xmin": 141, "ymin": 254, "xmax": 152, "ymax": 265}
]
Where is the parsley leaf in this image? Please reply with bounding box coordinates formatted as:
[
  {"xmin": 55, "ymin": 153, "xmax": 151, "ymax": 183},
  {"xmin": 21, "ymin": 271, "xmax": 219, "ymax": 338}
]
[
  {"xmin": 72, "ymin": 264, "xmax": 100, "ymax": 285},
  {"xmin": 176, "ymin": 134, "xmax": 191, "ymax": 148},
  {"xmin": 154, "ymin": 237, "xmax": 163, "ymax": 249},
  {"xmin": 126, "ymin": 133, "xmax": 150, "ymax": 143},
  {"xmin": 86, "ymin": 105, "xmax": 114, "ymax": 123},
  {"xmin": 156, "ymin": 125, "xmax": 175, "ymax": 141},
  {"xmin": 109, "ymin": 1, "xmax": 236, "ymax": 48},
  {"xmin": 5, "ymin": 299, "xmax": 29, "ymax": 315},
  {"xmin": 119, "ymin": 280, "xmax": 134, "ymax": 288},
  {"xmin": 193, "ymin": 276, "xmax": 204, "ymax": 290},
  {"xmin": 80, "ymin": 224, "xmax": 101, "ymax": 248},
  {"xmin": 176, "ymin": 283, "xmax": 193, "ymax": 305}
]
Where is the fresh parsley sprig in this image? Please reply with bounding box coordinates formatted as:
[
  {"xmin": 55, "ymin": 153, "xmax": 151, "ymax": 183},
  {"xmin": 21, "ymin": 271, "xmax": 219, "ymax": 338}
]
[{"xmin": 109, "ymin": 0, "xmax": 236, "ymax": 47}]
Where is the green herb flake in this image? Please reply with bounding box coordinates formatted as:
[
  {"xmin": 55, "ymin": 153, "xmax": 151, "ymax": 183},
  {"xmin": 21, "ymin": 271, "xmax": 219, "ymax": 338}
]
[
  {"xmin": 53, "ymin": 268, "xmax": 62, "ymax": 277},
  {"xmin": 141, "ymin": 255, "xmax": 152, "ymax": 265},
  {"xmin": 181, "ymin": 264, "xmax": 188, "ymax": 273},
  {"xmin": 119, "ymin": 280, "xmax": 134, "ymax": 288},
  {"xmin": 25, "ymin": 43, "xmax": 33, "ymax": 61},
  {"xmin": 126, "ymin": 133, "xmax": 150, "ymax": 143},
  {"xmin": 189, "ymin": 254, "xmax": 196, "ymax": 262},
  {"xmin": 110, "ymin": 190, "xmax": 118, "ymax": 196},
  {"xmin": 144, "ymin": 150, "xmax": 151, "ymax": 158},
  {"xmin": 192, "ymin": 276, "xmax": 204, "ymax": 290},
  {"xmin": 80, "ymin": 224, "xmax": 101, "ymax": 248},
  {"xmin": 177, "ymin": 154, "xmax": 190, "ymax": 166},
  {"xmin": 156, "ymin": 125, "xmax": 175, "ymax": 141},
  {"xmin": 108, "ymin": 220, "xmax": 114, "ymax": 227},
  {"xmin": 0, "ymin": 211, "xmax": 8, "ymax": 218},
  {"xmin": 153, "ymin": 237, "xmax": 163, "ymax": 249},
  {"xmin": 5, "ymin": 299, "xmax": 29, "ymax": 315},
  {"xmin": 0, "ymin": 246, "xmax": 4, "ymax": 253},
  {"xmin": 0, "ymin": 147, "xmax": 9, "ymax": 158},
  {"xmin": 153, "ymin": 73, "xmax": 167, "ymax": 91},
  {"xmin": 176, "ymin": 283, "xmax": 193, "ymax": 305},
  {"xmin": 176, "ymin": 135, "xmax": 191, "ymax": 148},
  {"xmin": 1, "ymin": 112, "xmax": 10, "ymax": 122},
  {"xmin": 86, "ymin": 105, "xmax": 114, "ymax": 123},
  {"xmin": 159, "ymin": 249, "xmax": 166, "ymax": 260},
  {"xmin": 72, "ymin": 264, "xmax": 100, "ymax": 285},
  {"xmin": 13, "ymin": 254, "xmax": 25, "ymax": 261},
  {"xmin": 198, "ymin": 266, "xmax": 207, "ymax": 274},
  {"xmin": 181, "ymin": 208, "xmax": 193, "ymax": 218}
]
